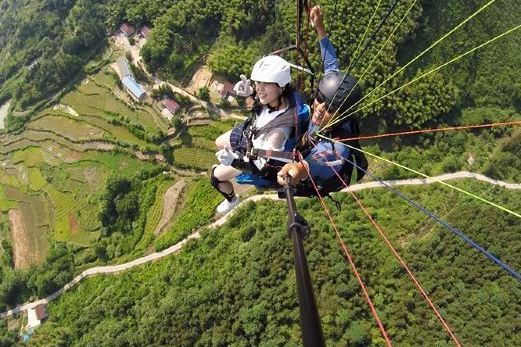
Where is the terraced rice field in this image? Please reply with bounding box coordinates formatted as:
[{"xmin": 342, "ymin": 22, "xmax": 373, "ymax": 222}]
[
  {"xmin": 136, "ymin": 179, "xmax": 177, "ymax": 251},
  {"xmin": 0, "ymin": 50, "xmax": 215, "ymax": 263},
  {"xmin": 28, "ymin": 115, "xmax": 107, "ymax": 141},
  {"xmin": 4, "ymin": 187, "xmax": 50, "ymax": 268},
  {"xmin": 173, "ymin": 147, "xmax": 215, "ymax": 170}
]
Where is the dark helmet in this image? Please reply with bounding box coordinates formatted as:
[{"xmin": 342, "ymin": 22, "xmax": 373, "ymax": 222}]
[{"xmin": 316, "ymin": 71, "xmax": 362, "ymax": 114}]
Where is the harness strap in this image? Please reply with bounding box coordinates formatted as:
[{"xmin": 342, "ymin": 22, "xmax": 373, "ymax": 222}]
[{"xmin": 249, "ymin": 148, "xmax": 299, "ymax": 162}]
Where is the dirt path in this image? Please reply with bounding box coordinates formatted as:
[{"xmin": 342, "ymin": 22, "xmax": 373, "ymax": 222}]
[
  {"xmin": 2, "ymin": 171, "xmax": 520, "ymax": 318},
  {"xmin": 8, "ymin": 209, "xmax": 31, "ymax": 269},
  {"xmin": 154, "ymin": 180, "xmax": 188, "ymax": 235},
  {"xmin": 0, "ymin": 100, "xmax": 10, "ymax": 130}
]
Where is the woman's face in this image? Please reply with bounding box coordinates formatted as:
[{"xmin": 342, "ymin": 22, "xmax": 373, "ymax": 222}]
[
  {"xmin": 254, "ymin": 82, "xmax": 282, "ymax": 105},
  {"xmin": 312, "ymin": 99, "xmax": 333, "ymax": 127}
]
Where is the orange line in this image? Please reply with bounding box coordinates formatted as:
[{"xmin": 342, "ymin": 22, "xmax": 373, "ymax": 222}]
[
  {"xmin": 336, "ymin": 120, "xmax": 521, "ymax": 142},
  {"xmin": 329, "ymin": 166, "xmax": 462, "ymax": 346},
  {"xmin": 303, "ymin": 164, "xmax": 393, "ymax": 346}
]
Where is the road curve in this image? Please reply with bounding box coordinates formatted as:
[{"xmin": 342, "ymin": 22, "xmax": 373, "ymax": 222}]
[{"xmin": 2, "ymin": 171, "xmax": 520, "ymax": 318}]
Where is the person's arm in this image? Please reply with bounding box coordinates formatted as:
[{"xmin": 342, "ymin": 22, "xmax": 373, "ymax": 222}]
[
  {"xmin": 252, "ymin": 127, "xmax": 292, "ymax": 170},
  {"xmin": 277, "ymin": 142, "xmax": 349, "ymax": 187},
  {"xmin": 310, "ymin": 5, "xmax": 339, "ymax": 73}
]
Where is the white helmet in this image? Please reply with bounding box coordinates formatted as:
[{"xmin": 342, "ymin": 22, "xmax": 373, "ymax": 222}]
[{"xmin": 250, "ymin": 55, "xmax": 291, "ymax": 87}]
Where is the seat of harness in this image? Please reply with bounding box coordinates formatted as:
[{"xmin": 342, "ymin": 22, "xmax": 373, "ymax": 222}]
[{"xmin": 235, "ymin": 173, "xmax": 277, "ymax": 188}]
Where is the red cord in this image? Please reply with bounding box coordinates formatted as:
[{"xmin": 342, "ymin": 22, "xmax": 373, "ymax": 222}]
[
  {"xmin": 303, "ymin": 164, "xmax": 393, "ymax": 346},
  {"xmin": 336, "ymin": 120, "xmax": 521, "ymax": 142},
  {"xmin": 330, "ymin": 167, "xmax": 462, "ymax": 346}
]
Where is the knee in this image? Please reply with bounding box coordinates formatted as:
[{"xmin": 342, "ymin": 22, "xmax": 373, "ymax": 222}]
[{"xmin": 210, "ymin": 166, "xmax": 222, "ymax": 189}]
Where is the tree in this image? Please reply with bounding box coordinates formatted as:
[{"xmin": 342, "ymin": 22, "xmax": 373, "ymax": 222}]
[{"xmin": 198, "ymin": 87, "xmax": 210, "ymax": 101}]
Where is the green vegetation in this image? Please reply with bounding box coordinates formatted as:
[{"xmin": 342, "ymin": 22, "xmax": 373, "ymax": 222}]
[
  {"xmin": 0, "ymin": 0, "xmax": 107, "ymax": 110},
  {"xmin": 155, "ymin": 179, "xmax": 222, "ymax": 250},
  {"xmin": 29, "ymin": 181, "xmax": 521, "ymax": 345},
  {"xmin": 172, "ymin": 147, "xmax": 215, "ymax": 171},
  {"xmin": 0, "ymin": 0, "xmax": 520, "ymax": 345},
  {"xmin": 136, "ymin": 179, "xmax": 177, "ymax": 251}
]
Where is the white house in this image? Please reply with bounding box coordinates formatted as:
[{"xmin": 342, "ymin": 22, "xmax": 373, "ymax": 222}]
[{"xmin": 27, "ymin": 304, "xmax": 47, "ymax": 329}]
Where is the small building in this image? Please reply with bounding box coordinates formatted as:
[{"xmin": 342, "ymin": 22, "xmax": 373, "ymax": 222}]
[
  {"xmin": 219, "ymin": 81, "xmax": 235, "ymax": 98},
  {"xmin": 161, "ymin": 98, "xmax": 180, "ymax": 114},
  {"xmin": 27, "ymin": 304, "xmax": 47, "ymax": 329},
  {"xmin": 139, "ymin": 26, "xmax": 151, "ymax": 39},
  {"xmin": 116, "ymin": 56, "xmax": 133, "ymax": 79},
  {"xmin": 122, "ymin": 76, "xmax": 146, "ymax": 101},
  {"xmin": 119, "ymin": 23, "xmax": 135, "ymax": 37},
  {"xmin": 211, "ymin": 80, "xmax": 236, "ymax": 99}
]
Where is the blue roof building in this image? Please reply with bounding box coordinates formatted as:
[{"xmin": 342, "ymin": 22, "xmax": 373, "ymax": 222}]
[{"xmin": 122, "ymin": 76, "xmax": 146, "ymax": 101}]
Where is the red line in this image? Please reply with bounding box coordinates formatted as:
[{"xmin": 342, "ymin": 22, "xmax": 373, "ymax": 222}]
[
  {"xmin": 303, "ymin": 165, "xmax": 393, "ymax": 347},
  {"xmin": 330, "ymin": 168, "xmax": 462, "ymax": 346},
  {"xmin": 336, "ymin": 120, "xmax": 521, "ymax": 142}
]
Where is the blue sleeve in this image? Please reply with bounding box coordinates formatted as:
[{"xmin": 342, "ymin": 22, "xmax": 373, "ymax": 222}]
[
  {"xmin": 304, "ymin": 141, "xmax": 350, "ymax": 186},
  {"xmin": 319, "ymin": 35, "xmax": 340, "ymax": 74}
]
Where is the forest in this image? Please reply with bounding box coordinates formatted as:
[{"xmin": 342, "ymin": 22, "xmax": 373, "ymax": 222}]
[
  {"xmin": 20, "ymin": 182, "xmax": 521, "ymax": 346},
  {"xmin": 0, "ymin": 0, "xmax": 520, "ymax": 345}
]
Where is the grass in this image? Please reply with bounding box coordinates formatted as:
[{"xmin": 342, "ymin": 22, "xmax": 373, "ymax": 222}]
[
  {"xmin": 173, "ymin": 147, "xmax": 215, "ymax": 170},
  {"xmin": 79, "ymin": 114, "xmax": 151, "ymax": 148},
  {"xmin": 92, "ymin": 69, "xmax": 117, "ymax": 89},
  {"xmin": 28, "ymin": 115, "xmax": 107, "ymax": 141},
  {"xmin": 188, "ymin": 120, "xmax": 235, "ymax": 141},
  {"xmin": 3, "ymin": 187, "xmax": 51, "ymax": 267},
  {"xmin": 155, "ymin": 179, "xmax": 222, "ymax": 251},
  {"xmin": 190, "ymin": 137, "xmax": 215, "ymax": 151},
  {"xmin": 135, "ymin": 179, "xmax": 177, "ymax": 251},
  {"xmin": 0, "ymin": 185, "xmax": 17, "ymax": 211},
  {"xmin": 47, "ymin": 186, "xmax": 76, "ymax": 220},
  {"xmin": 28, "ymin": 168, "xmax": 47, "ymax": 191},
  {"xmin": 81, "ymin": 152, "xmax": 155, "ymax": 176}
]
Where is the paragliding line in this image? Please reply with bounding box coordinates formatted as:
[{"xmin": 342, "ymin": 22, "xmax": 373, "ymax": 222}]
[
  {"xmin": 322, "ymin": 0, "xmax": 500, "ymax": 130},
  {"xmin": 335, "ymin": 120, "xmax": 521, "ymax": 141},
  {"xmin": 331, "ymin": 23, "xmax": 521, "ymax": 126},
  {"xmin": 303, "ymin": 166, "xmax": 393, "ymax": 346},
  {"xmin": 326, "ymin": 0, "xmax": 417, "ymax": 117},
  {"xmin": 336, "ymin": 154, "xmax": 521, "ymax": 283},
  {"xmin": 321, "ymin": 135, "xmax": 521, "ymax": 219},
  {"xmin": 347, "ymin": 0, "xmax": 401, "ymax": 75},
  {"xmin": 327, "ymin": 164, "xmax": 462, "ymax": 346}
]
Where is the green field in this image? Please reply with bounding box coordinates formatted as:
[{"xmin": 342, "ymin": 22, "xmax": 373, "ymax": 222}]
[
  {"xmin": 173, "ymin": 147, "xmax": 215, "ymax": 170},
  {"xmin": 136, "ymin": 179, "xmax": 178, "ymax": 251},
  {"xmin": 28, "ymin": 115, "xmax": 107, "ymax": 141}
]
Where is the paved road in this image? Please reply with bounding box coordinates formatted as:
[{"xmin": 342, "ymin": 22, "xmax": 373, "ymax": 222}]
[{"xmin": 2, "ymin": 171, "xmax": 520, "ymax": 318}]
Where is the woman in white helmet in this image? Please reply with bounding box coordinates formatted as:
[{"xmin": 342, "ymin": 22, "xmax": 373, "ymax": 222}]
[{"xmin": 211, "ymin": 55, "xmax": 308, "ymax": 214}]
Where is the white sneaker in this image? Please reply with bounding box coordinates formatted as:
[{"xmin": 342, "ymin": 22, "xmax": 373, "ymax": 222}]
[{"xmin": 216, "ymin": 196, "xmax": 240, "ymax": 214}]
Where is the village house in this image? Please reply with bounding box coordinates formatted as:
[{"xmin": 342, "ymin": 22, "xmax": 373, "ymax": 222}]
[
  {"xmin": 122, "ymin": 76, "xmax": 146, "ymax": 101},
  {"xmin": 116, "ymin": 56, "xmax": 133, "ymax": 79},
  {"xmin": 115, "ymin": 56, "xmax": 146, "ymax": 101},
  {"xmin": 139, "ymin": 26, "xmax": 151, "ymax": 39},
  {"xmin": 27, "ymin": 304, "xmax": 47, "ymax": 329},
  {"xmin": 119, "ymin": 23, "xmax": 135, "ymax": 37},
  {"xmin": 211, "ymin": 80, "xmax": 236, "ymax": 100},
  {"xmin": 160, "ymin": 98, "xmax": 180, "ymax": 120}
]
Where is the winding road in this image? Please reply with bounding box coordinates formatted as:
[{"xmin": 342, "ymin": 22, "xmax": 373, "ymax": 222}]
[{"xmin": 1, "ymin": 171, "xmax": 520, "ymax": 318}]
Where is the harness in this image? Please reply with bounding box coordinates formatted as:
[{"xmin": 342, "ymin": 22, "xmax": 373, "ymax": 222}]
[{"xmin": 232, "ymin": 92, "xmax": 310, "ymax": 181}]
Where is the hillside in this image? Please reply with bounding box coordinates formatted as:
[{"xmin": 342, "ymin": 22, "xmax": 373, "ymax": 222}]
[
  {"xmin": 0, "ymin": 0, "xmax": 520, "ymax": 345},
  {"xmin": 24, "ymin": 182, "xmax": 521, "ymax": 345}
]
